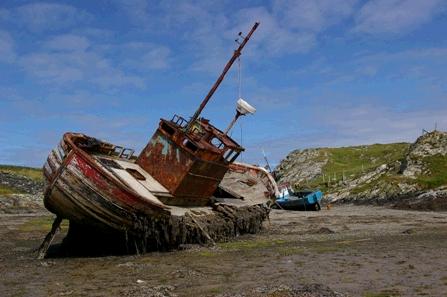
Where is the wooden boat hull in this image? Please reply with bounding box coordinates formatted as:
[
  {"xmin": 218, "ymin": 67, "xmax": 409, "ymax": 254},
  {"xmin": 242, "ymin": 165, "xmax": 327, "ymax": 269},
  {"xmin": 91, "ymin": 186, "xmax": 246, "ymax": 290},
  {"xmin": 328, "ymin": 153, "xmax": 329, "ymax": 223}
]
[
  {"xmin": 41, "ymin": 133, "xmax": 273, "ymax": 255},
  {"xmin": 43, "ymin": 133, "xmax": 169, "ymax": 236}
]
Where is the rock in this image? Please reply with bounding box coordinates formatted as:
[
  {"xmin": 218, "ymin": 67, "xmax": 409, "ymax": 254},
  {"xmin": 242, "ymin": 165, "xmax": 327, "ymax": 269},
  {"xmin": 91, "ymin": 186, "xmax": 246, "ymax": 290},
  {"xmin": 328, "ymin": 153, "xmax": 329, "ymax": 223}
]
[
  {"xmin": 274, "ymin": 149, "xmax": 328, "ymax": 185},
  {"xmin": 393, "ymin": 187, "xmax": 447, "ymax": 211},
  {"xmin": 122, "ymin": 285, "xmax": 177, "ymax": 297},
  {"xmin": 314, "ymin": 227, "xmax": 335, "ymax": 234},
  {"xmin": 216, "ymin": 283, "xmax": 346, "ymax": 297},
  {"xmin": 0, "ymin": 169, "xmax": 45, "ymax": 213},
  {"xmin": 275, "ymin": 130, "xmax": 447, "ymax": 209},
  {"xmin": 0, "ymin": 171, "xmax": 44, "ymax": 195},
  {"xmin": 0, "ymin": 170, "xmax": 45, "ymax": 213},
  {"xmin": 0, "ymin": 193, "xmax": 44, "ymax": 214},
  {"xmin": 401, "ymin": 131, "xmax": 447, "ymax": 178}
]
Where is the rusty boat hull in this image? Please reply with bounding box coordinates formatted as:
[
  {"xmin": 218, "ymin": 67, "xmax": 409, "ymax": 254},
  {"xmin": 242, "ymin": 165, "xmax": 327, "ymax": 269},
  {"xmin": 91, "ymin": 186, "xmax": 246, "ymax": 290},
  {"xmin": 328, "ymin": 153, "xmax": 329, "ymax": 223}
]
[{"xmin": 42, "ymin": 132, "xmax": 274, "ymax": 254}]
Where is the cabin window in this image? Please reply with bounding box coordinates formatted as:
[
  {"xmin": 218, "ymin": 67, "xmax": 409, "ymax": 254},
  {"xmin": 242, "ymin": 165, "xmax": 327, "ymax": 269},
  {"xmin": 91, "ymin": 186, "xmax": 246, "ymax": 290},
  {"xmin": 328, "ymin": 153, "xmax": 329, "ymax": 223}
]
[
  {"xmin": 229, "ymin": 151, "xmax": 240, "ymax": 162},
  {"xmin": 98, "ymin": 158, "xmax": 123, "ymax": 169},
  {"xmin": 171, "ymin": 115, "xmax": 188, "ymax": 128},
  {"xmin": 161, "ymin": 122, "xmax": 175, "ymax": 135},
  {"xmin": 125, "ymin": 168, "xmax": 146, "ymax": 180},
  {"xmin": 183, "ymin": 139, "xmax": 198, "ymax": 152},
  {"xmin": 112, "ymin": 146, "xmax": 124, "ymax": 156},
  {"xmin": 224, "ymin": 150, "xmax": 239, "ymax": 162},
  {"xmin": 224, "ymin": 149, "xmax": 233, "ymax": 160},
  {"xmin": 210, "ymin": 137, "xmax": 225, "ymax": 149}
]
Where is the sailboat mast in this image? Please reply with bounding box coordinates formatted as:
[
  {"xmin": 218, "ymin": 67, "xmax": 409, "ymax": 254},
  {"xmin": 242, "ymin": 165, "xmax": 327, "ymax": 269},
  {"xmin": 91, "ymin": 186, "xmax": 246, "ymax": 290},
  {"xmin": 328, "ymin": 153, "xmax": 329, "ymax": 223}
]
[{"xmin": 185, "ymin": 22, "xmax": 259, "ymax": 132}]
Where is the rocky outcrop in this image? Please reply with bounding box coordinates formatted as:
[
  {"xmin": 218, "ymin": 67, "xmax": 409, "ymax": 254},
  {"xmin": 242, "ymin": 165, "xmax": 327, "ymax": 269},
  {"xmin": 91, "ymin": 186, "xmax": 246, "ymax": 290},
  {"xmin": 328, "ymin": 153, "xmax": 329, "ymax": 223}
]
[
  {"xmin": 401, "ymin": 131, "xmax": 447, "ymax": 177},
  {"xmin": 274, "ymin": 148, "xmax": 328, "ymax": 185},
  {"xmin": 0, "ymin": 171, "xmax": 43, "ymax": 195},
  {"xmin": 393, "ymin": 187, "xmax": 447, "ymax": 211},
  {"xmin": 330, "ymin": 131, "xmax": 447, "ymax": 207},
  {"xmin": 0, "ymin": 171, "xmax": 45, "ymax": 213},
  {"xmin": 276, "ymin": 130, "xmax": 447, "ymax": 210}
]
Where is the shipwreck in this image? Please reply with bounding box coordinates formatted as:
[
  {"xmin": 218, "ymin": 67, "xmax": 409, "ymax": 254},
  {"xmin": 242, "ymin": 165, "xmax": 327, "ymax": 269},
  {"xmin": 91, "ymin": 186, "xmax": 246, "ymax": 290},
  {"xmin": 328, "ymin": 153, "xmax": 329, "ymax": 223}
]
[{"xmin": 38, "ymin": 22, "xmax": 279, "ymax": 258}]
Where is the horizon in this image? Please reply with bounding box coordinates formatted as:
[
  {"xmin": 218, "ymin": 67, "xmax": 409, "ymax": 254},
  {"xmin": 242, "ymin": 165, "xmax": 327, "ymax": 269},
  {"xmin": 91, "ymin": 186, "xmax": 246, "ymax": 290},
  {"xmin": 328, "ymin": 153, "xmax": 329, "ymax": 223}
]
[
  {"xmin": 4, "ymin": 129, "xmax": 445, "ymax": 170},
  {"xmin": 1, "ymin": 0, "xmax": 446, "ymax": 168}
]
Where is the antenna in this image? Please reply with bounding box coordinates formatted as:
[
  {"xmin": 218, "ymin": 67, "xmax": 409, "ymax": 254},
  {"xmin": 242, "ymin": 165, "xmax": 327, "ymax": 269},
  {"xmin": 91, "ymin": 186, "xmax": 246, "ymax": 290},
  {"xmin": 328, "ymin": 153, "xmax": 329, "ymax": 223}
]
[
  {"xmin": 224, "ymin": 98, "xmax": 256, "ymax": 135},
  {"xmin": 262, "ymin": 148, "xmax": 273, "ymax": 173},
  {"xmin": 185, "ymin": 22, "xmax": 260, "ymax": 132}
]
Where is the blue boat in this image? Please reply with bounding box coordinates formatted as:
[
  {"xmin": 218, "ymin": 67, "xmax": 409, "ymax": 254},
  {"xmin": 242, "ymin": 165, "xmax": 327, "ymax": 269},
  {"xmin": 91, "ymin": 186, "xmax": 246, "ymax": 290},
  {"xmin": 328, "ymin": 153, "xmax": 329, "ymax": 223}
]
[{"xmin": 274, "ymin": 186, "xmax": 323, "ymax": 211}]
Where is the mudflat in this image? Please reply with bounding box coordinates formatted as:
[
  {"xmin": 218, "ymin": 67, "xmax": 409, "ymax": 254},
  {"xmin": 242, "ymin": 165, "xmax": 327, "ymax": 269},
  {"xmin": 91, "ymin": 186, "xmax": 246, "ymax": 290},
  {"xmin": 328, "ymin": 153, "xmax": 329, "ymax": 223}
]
[{"xmin": 1, "ymin": 205, "xmax": 446, "ymax": 296}]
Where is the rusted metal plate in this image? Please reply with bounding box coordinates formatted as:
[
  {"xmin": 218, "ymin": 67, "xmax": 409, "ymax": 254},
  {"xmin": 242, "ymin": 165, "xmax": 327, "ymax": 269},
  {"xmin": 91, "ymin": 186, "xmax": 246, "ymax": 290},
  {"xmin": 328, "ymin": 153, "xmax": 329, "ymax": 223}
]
[
  {"xmin": 136, "ymin": 116, "xmax": 249, "ymax": 206},
  {"xmin": 137, "ymin": 129, "xmax": 194, "ymax": 196}
]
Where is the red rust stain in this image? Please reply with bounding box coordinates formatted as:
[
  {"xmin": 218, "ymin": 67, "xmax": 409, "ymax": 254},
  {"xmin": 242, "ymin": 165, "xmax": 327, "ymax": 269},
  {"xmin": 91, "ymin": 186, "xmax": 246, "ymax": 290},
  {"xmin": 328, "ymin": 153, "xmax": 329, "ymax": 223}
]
[{"xmin": 72, "ymin": 153, "xmax": 141, "ymax": 208}]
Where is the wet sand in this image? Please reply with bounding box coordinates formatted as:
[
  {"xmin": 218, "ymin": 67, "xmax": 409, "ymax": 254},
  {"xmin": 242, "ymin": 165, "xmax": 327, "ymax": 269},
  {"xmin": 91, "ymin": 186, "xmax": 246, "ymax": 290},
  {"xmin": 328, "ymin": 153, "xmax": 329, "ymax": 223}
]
[{"xmin": 1, "ymin": 205, "xmax": 446, "ymax": 296}]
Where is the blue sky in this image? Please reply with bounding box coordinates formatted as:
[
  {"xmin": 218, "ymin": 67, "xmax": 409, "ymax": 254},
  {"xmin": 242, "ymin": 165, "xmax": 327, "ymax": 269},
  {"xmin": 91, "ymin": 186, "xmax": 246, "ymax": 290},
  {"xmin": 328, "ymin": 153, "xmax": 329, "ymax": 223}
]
[{"xmin": 1, "ymin": 0, "xmax": 446, "ymax": 168}]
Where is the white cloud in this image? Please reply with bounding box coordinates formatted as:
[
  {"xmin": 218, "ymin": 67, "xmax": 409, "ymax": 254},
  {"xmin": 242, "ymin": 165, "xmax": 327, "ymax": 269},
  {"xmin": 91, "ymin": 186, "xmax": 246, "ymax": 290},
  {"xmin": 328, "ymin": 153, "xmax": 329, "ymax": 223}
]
[
  {"xmin": 293, "ymin": 46, "xmax": 447, "ymax": 88},
  {"xmin": 316, "ymin": 104, "xmax": 447, "ymax": 145},
  {"xmin": 19, "ymin": 35, "xmax": 145, "ymax": 89},
  {"xmin": 12, "ymin": 3, "xmax": 91, "ymax": 32},
  {"xmin": 121, "ymin": 42, "xmax": 171, "ymax": 70},
  {"xmin": 234, "ymin": 6, "xmax": 316, "ymax": 56},
  {"xmin": 355, "ymin": 0, "xmax": 446, "ymax": 34},
  {"xmin": 244, "ymin": 103, "xmax": 447, "ymax": 166},
  {"xmin": 346, "ymin": 47, "xmax": 447, "ymax": 86},
  {"xmin": 113, "ymin": 0, "xmax": 151, "ymax": 26},
  {"xmin": 0, "ymin": 30, "xmax": 15, "ymax": 63},
  {"xmin": 43, "ymin": 34, "xmax": 90, "ymax": 52},
  {"xmin": 273, "ymin": 0, "xmax": 358, "ymax": 32}
]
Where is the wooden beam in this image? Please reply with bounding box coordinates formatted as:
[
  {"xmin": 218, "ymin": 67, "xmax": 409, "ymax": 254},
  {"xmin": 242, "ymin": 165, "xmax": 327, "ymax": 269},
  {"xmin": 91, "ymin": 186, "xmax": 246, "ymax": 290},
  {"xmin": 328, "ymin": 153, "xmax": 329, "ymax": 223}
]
[{"xmin": 37, "ymin": 216, "xmax": 62, "ymax": 259}]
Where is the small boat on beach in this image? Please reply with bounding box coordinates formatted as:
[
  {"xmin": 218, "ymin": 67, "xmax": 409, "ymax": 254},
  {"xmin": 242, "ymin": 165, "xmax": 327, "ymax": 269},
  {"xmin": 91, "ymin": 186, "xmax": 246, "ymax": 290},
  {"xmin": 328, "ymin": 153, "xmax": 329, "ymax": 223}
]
[
  {"xmin": 274, "ymin": 185, "xmax": 323, "ymax": 211},
  {"xmin": 38, "ymin": 22, "xmax": 277, "ymax": 258}
]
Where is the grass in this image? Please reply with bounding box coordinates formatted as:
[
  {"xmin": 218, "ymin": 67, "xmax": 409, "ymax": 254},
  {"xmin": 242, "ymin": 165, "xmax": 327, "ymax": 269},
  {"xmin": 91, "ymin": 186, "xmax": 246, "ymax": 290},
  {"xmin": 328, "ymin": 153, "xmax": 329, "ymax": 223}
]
[
  {"xmin": 323, "ymin": 143, "xmax": 409, "ymax": 174},
  {"xmin": 297, "ymin": 143, "xmax": 410, "ymax": 191},
  {"xmin": 416, "ymin": 154, "xmax": 447, "ymax": 189},
  {"xmin": 218, "ymin": 239, "xmax": 286, "ymax": 251},
  {"xmin": 19, "ymin": 216, "xmax": 68, "ymax": 232},
  {"xmin": 0, "ymin": 184, "xmax": 23, "ymax": 195},
  {"xmin": 0, "ymin": 165, "xmax": 43, "ymax": 181}
]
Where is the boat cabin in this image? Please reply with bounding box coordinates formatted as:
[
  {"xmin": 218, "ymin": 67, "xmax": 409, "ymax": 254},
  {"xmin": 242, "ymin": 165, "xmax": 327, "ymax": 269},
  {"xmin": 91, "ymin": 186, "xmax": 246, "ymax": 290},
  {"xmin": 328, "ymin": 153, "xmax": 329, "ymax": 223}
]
[{"xmin": 136, "ymin": 115, "xmax": 244, "ymax": 206}]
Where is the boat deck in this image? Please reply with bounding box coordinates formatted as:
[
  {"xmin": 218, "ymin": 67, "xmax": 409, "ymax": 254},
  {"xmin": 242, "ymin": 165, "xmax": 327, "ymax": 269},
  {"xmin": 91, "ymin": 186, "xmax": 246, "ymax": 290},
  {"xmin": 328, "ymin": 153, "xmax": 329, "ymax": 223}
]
[
  {"xmin": 86, "ymin": 153, "xmax": 270, "ymax": 217},
  {"xmin": 92, "ymin": 155, "xmax": 171, "ymax": 209}
]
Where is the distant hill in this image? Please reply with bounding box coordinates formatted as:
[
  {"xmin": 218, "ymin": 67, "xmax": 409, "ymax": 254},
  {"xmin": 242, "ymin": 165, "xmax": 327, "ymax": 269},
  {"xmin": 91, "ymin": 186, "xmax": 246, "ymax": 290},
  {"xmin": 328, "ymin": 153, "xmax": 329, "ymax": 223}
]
[
  {"xmin": 0, "ymin": 165, "xmax": 44, "ymax": 213},
  {"xmin": 275, "ymin": 131, "xmax": 447, "ymax": 210}
]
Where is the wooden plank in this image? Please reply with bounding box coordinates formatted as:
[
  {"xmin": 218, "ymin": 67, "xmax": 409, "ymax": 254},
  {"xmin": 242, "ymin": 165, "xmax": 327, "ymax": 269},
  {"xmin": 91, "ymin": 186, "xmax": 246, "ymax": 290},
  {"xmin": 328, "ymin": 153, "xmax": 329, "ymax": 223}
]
[{"xmin": 37, "ymin": 216, "xmax": 62, "ymax": 259}]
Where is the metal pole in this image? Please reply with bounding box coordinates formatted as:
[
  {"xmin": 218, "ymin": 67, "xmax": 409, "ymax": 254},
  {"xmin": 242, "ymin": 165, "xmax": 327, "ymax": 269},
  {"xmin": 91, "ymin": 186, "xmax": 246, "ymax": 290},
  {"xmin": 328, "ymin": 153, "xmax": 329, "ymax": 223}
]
[
  {"xmin": 224, "ymin": 112, "xmax": 242, "ymax": 135},
  {"xmin": 262, "ymin": 148, "xmax": 273, "ymax": 173},
  {"xmin": 185, "ymin": 22, "xmax": 260, "ymax": 132}
]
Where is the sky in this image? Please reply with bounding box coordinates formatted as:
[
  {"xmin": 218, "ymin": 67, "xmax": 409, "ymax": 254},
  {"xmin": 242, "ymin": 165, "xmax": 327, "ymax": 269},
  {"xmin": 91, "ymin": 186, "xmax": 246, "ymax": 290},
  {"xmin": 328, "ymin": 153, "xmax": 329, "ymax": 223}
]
[{"xmin": 1, "ymin": 0, "xmax": 447, "ymax": 168}]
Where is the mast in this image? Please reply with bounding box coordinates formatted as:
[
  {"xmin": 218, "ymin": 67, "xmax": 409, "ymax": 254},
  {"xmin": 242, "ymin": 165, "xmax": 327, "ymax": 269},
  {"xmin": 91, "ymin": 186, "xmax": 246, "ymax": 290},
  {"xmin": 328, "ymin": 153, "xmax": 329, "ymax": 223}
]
[{"xmin": 185, "ymin": 22, "xmax": 259, "ymax": 132}]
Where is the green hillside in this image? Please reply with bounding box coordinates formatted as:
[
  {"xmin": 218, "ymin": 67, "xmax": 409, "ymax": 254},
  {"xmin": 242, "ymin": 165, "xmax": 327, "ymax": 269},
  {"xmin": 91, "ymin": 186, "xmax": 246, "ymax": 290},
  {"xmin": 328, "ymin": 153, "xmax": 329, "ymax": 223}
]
[
  {"xmin": 277, "ymin": 143, "xmax": 410, "ymax": 192},
  {"xmin": 0, "ymin": 165, "xmax": 43, "ymax": 181},
  {"xmin": 276, "ymin": 131, "xmax": 447, "ymax": 204},
  {"xmin": 320, "ymin": 143, "xmax": 409, "ymax": 179},
  {"xmin": 0, "ymin": 165, "xmax": 43, "ymax": 195}
]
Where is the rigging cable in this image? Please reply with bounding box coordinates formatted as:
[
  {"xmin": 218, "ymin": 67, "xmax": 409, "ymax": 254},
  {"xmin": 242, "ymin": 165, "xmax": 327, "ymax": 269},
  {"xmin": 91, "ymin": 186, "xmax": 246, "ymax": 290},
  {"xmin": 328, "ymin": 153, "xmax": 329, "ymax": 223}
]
[{"xmin": 237, "ymin": 56, "xmax": 243, "ymax": 162}]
